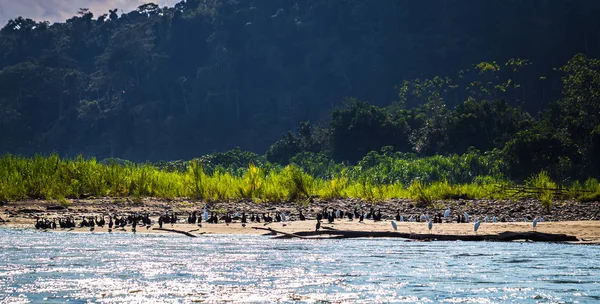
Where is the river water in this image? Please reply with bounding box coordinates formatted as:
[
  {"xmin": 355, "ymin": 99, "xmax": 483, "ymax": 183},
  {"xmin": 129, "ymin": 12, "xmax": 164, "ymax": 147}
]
[{"xmin": 0, "ymin": 229, "xmax": 598, "ymax": 303}]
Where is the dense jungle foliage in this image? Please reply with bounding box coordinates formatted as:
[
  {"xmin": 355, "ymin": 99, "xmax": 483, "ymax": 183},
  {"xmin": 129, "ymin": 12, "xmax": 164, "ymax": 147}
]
[
  {"xmin": 2, "ymin": 153, "xmax": 599, "ymax": 204},
  {"xmin": 1, "ymin": 0, "xmax": 600, "ymax": 186}
]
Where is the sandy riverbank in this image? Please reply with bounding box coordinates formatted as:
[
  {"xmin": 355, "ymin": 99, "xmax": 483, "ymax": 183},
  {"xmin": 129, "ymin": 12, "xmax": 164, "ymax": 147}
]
[
  {"xmin": 1, "ymin": 198, "xmax": 599, "ymax": 242},
  {"xmin": 4, "ymin": 220, "xmax": 600, "ymax": 241}
]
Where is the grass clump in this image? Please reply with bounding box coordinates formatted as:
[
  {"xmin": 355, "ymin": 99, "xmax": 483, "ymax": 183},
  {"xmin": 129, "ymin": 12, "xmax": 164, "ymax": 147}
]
[
  {"xmin": 526, "ymin": 171, "xmax": 556, "ymax": 212},
  {"xmin": 408, "ymin": 180, "xmax": 433, "ymax": 207}
]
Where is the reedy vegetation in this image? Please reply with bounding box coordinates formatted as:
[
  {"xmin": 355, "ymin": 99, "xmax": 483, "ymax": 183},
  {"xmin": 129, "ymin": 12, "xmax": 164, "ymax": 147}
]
[{"xmin": 1, "ymin": 153, "xmax": 598, "ymax": 206}]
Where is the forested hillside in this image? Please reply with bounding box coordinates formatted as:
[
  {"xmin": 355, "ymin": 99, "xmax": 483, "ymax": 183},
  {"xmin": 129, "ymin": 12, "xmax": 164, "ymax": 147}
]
[{"xmin": 1, "ymin": 0, "xmax": 600, "ymax": 182}]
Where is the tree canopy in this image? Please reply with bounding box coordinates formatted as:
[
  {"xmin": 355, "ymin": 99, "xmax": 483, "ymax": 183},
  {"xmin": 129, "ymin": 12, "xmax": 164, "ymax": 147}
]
[{"xmin": 1, "ymin": 1, "xmax": 600, "ymax": 182}]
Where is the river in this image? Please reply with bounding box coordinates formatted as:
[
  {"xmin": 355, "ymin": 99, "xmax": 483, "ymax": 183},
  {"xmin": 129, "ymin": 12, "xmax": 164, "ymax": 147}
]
[{"xmin": 0, "ymin": 229, "xmax": 598, "ymax": 303}]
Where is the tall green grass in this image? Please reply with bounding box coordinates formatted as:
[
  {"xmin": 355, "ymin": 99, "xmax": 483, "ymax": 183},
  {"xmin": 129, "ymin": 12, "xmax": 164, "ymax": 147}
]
[{"xmin": 1, "ymin": 153, "xmax": 598, "ymax": 204}]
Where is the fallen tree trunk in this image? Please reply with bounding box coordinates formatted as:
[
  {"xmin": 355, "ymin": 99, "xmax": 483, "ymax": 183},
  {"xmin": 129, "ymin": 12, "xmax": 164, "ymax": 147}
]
[
  {"xmin": 265, "ymin": 229, "xmax": 579, "ymax": 242},
  {"xmin": 252, "ymin": 227, "xmax": 311, "ymax": 239},
  {"xmin": 152, "ymin": 227, "xmax": 197, "ymax": 237},
  {"xmin": 253, "ymin": 227, "xmax": 346, "ymax": 240},
  {"xmin": 497, "ymin": 231, "xmax": 578, "ymax": 242}
]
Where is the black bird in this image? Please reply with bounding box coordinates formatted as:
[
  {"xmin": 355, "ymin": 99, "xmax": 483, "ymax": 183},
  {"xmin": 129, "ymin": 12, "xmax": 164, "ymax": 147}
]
[
  {"xmin": 250, "ymin": 214, "xmax": 256, "ymax": 222},
  {"xmin": 367, "ymin": 207, "xmax": 374, "ymax": 220},
  {"xmin": 79, "ymin": 217, "xmax": 89, "ymax": 228},
  {"xmin": 299, "ymin": 210, "xmax": 306, "ymax": 221},
  {"xmin": 241, "ymin": 212, "xmax": 247, "ymax": 227},
  {"xmin": 315, "ymin": 220, "xmax": 321, "ymax": 232},
  {"xmin": 359, "ymin": 212, "xmax": 364, "ymax": 223},
  {"xmin": 396, "ymin": 211, "xmax": 401, "ymax": 222},
  {"xmin": 374, "ymin": 210, "xmax": 382, "ymax": 222},
  {"xmin": 327, "ymin": 212, "xmax": 334, "ymax": 224}
]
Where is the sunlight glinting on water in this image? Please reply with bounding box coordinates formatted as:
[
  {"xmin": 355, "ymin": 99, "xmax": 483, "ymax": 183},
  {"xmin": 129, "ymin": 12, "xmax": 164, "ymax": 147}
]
[{"xmin": 0, "ymin": 229, "xmax": 599, "ymax": 303}]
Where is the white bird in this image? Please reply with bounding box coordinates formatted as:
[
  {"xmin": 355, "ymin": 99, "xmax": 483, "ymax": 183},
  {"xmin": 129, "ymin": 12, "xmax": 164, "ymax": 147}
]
[
  {"xmin": 281, "ymin": 213, "xmax": 287, "ymax": 222},
  {"xmin": 464, "ymin": 212, "xmax": 470, "ymax": 223},
  {"xmin": 335, "ymin": 210, "xmax": 340, "ymax": 218},
  {"xmin": 409, "ymin": 215, "xmax": 414, "ymax": 222},
  {"xmin": 444, "ymin": 208, "xmax": 451, "ymax": 218},
  {"xmin": 428, "ymin": 219, "xmax": 433, "ymax": 233},
  {"xmin": 399, "ymin": 215, "xmax": 404, "ymax": 222},
  {"xmin": 492, "ymin": 216, "xmax": 497, "ymax": 223},
  {"xmin": 539, "ymin": 217, "xmax": 544, "ymax": 222},
  {"xmin": 391, "ymin": 221, "xmax": 398, "ymax": 231},
  {"xmin": 484, "ymin": 216, "xmax": 489, "ymax": 223},
  {"xmin": 203, "ymin": 206, "xmax": 209, "ymax": 222},
  {"xmin": 420, "ymin": 214, "xmax": 426, "ymax": 222},
  {"xmin": 474, "ymin": 220, "xmax": 481, "ymax": 234},
  {"xmin": 532, "ymin": 218, "xmax": 538, "ymax": 231}
]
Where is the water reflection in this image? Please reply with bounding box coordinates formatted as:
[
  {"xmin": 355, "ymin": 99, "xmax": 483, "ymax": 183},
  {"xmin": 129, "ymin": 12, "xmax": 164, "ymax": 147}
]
[{"xmin": 0, "ymin": 229, "xmax": 598, "ymax": 303}]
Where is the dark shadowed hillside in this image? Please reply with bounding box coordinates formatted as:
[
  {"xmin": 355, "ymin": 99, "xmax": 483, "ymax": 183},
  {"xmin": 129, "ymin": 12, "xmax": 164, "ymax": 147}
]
[{"xmin": 0, "ymin": 0, "xmax": 599, "ymax": 164}]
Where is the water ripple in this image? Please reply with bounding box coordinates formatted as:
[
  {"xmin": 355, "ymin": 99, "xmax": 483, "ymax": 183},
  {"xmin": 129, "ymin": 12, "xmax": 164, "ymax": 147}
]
[{"xmin": 0, "ymin": 229, "xmax": 598, "ymax": 303}]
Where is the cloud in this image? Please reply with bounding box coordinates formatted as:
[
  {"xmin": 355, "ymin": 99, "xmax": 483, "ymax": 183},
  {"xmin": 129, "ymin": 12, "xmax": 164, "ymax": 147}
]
[{"xmin": 0, "ymin": 0, "xmax": 180, "ymax": 26}]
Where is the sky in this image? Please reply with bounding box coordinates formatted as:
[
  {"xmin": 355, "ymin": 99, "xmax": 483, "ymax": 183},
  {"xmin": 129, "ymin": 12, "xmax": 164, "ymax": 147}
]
[{"xmin": 0, "ymin": 0, "xmax": 180, "ymax": 26}]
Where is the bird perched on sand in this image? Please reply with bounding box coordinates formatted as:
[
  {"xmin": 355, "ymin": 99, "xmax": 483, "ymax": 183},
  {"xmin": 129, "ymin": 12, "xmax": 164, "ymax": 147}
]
[
  {"xmin": 399, "ymin": 215, "xmax": 404, "ymax": 222},
  {"xmin": 444, "ymin": 208, "xmax": 451, "ymax": 219},
  {"xmin": 463, "ymin": 212, "xmax": 470, "ymax": 223},
  {"xmin": 492, "ymin": 216, "xmax": 497, "ymax": 223},
  {"xmin": 409, "ymin": 215, "xmax": 414, "ymax": 222},
  {"xmin": 108, "ymin": 216, "xmax": 113, "ymax": 233},
  {"xmin": 484, "ymin": 216, "xmax": 489, "ymax": 223},
  {"xmin": 532, "ymin": 217, "xmax": 538, "ymax": 231},
  {"xmin": 391, "ymin": 221, "xmax": 398, "ymax": 231},
  {"xmin": 315, "ymin": 220, "xmax": 321, "ymax": 232},
  {"xmin": 474, "ymin": 219, "xmax": 481, "ymax": 234},
  {"xmin": 428, "ymin": 219, "xmax": 433, "ymax": 233}
]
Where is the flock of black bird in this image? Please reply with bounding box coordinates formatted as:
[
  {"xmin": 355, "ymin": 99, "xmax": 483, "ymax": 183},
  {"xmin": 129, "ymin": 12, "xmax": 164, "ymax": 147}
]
[
  {"xmin": 35, "ymin": 214, "xmax": 153, "ymax": 233},
  {"xmin": 32, "ymin": 206, "xmax": 490, "ymax": 233}
]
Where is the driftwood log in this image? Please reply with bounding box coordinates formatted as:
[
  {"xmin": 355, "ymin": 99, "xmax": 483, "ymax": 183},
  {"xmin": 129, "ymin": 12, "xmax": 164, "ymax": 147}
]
[
  {"xmin": 253, "ymin": 227, "xmax": 346, "ymax": 240},
  {"xmin": 153, "ymin": 227, "xmax": 198, "ymax": 237},
  {"xmin": 261, "ymin": 228, "xmax": 579, "ymax": 242}
]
